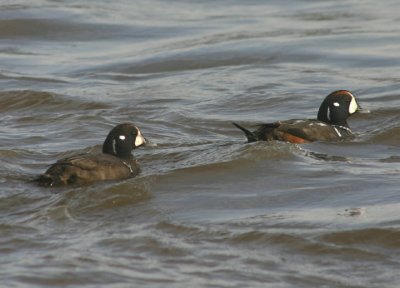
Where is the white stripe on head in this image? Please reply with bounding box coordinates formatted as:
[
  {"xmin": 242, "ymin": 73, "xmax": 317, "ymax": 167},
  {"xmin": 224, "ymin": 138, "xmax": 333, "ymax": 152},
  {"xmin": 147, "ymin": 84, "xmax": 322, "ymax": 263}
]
[
  {"xmin": 348, "ymin": 93, "xmax": 358, "ymax": 114},
  {"xmin": 112, "ymin": 139, "xmax": 117, "ymax": 154}
]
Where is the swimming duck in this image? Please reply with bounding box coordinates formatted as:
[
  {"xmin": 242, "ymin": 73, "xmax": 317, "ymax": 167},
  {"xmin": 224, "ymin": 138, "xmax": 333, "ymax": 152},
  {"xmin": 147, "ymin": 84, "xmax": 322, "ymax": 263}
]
[
  {"xmin": 233, "ymin": 90, "xmax": 360, "ymax": 143},
  {"xmin": 37, "ymin": 123, "xmax": 146, "ymax": 187}
]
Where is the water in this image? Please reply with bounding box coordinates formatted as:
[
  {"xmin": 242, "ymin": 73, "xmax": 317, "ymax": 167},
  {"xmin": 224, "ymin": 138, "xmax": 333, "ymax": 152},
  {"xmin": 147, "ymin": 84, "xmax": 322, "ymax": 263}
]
[{"xmin": 1, "ymin": 0, "xmax": 400, "ymax": 287}]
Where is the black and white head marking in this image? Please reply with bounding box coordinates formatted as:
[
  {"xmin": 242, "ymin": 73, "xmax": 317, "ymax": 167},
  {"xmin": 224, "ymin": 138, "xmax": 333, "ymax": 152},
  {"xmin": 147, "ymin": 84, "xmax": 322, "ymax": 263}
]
[
  {"xmin": 317, "ymin": 90, "xmax": 360, "ymax": 126},
  {"xmin": 134, "ymin": 126, "xmax": 146, "ymax": 148},
  {"xmin": 112, "ymin": 139, "xmax": 117, "ymax": 154},
  {"xmin": 326, "ymin": 107, "xmax": 331, "ymax": 121},
  {"xmin": 103, "ymin": 123, "xmax": 146, "ymax": 158},
  {"xmin": 348, "ymin": 92, "xmax": 358, "ymax": 114}
]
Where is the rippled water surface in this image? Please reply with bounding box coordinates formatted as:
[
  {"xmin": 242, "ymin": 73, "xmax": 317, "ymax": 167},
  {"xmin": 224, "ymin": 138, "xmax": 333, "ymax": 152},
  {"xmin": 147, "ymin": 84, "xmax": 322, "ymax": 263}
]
[{"xmin": 1, "ymin": 0, "xmax": 400, "ymax": 287}]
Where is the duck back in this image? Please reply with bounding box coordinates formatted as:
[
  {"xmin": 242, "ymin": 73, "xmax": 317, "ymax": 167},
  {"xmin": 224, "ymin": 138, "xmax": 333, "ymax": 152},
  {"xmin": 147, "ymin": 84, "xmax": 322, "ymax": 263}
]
[{"xmin": 37, "ymin": 153, "xmax": 139, "ymax": 187}]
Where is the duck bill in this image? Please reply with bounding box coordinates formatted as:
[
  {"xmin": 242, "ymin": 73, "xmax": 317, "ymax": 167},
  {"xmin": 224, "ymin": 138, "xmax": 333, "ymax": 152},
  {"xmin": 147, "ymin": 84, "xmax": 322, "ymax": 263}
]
[
  {"xmin": 143, "ymin": 137, "xmax": 157, "ymax": 147},
  {"xmin": 356, "ymin": 99, "xmax": 362, "ymax": 112},
  {"xmin": 355, "ymin": 101, "xmax": 371, "ymax": 114}
]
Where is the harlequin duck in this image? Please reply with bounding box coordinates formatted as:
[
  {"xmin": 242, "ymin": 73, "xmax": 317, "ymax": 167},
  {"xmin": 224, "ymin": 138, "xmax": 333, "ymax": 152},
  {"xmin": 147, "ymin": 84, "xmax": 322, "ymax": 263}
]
[
  {"xmin": 233, "ymin": 90, "xmax": 360, "ymax": 143},
  {"xmin": 37, "ymin": 123, "xmax": 146, "ymax": 187}
]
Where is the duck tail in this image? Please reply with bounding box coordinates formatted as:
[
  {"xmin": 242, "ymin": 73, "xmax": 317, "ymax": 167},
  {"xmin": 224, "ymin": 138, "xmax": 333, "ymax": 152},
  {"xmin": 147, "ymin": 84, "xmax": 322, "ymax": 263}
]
[{"xmin": 232, "ymin": 122, "xmax": 257, "ymax": 142}]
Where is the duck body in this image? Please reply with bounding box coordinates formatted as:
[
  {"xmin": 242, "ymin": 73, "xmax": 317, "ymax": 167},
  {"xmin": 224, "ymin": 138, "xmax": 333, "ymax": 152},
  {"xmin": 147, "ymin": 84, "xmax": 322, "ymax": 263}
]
[
  {"xmin": 37, "ymin": 123, "xmax": 146, "ymax": 187},
  {"xmin": 233, "ymin": 90, "xmax": 360, "ymax": 144},
  {"xmin": 234, "ymin": 119, "xmax": 353, "ymax": 144},
  {"xmin": 37, "ymin": 154, "xmax": 140, "ymax": 187}
]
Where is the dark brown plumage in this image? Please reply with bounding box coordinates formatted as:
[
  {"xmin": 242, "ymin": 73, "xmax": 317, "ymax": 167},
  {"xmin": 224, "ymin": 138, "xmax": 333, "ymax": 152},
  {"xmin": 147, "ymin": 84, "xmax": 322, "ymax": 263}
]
[
  {"xmin": 233, "ymin": 90, "xmax": 360, "ymax": 143},
  {"xmin": 37, "ymin": 123, "xmax": 146, "ymax": 187}
]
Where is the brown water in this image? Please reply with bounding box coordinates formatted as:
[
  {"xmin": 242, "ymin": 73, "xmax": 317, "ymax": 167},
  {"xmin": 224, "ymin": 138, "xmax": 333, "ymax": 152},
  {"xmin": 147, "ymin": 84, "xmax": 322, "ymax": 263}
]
[{"xmin": 1, "ymin": 1, "xmax": 400, "ymax": 287}]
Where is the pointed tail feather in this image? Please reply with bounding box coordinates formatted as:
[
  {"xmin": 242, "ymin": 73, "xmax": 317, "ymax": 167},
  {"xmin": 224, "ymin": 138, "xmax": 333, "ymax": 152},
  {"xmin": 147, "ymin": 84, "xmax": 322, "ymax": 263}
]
[{"xmin": 232, "ymin": 122, "xmax": 257, "ymax": 142}]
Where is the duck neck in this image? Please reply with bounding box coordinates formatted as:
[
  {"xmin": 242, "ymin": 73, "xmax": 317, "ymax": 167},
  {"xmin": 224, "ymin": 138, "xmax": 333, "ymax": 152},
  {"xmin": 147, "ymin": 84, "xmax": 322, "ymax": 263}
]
[
  {"xmin": 102, "ymin": 140, "xmax": 133, "ymax": 159},
  {"xmin": 317, "ymin": 108, "xmax": 349, "ymax": 127}
]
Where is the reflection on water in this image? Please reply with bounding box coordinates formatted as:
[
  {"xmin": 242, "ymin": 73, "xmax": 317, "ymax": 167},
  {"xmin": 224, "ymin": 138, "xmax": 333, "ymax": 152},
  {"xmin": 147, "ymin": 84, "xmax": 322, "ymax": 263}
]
[{"xmin": 1, "ymin": 0, "xmax": 400, "ymax": 287}]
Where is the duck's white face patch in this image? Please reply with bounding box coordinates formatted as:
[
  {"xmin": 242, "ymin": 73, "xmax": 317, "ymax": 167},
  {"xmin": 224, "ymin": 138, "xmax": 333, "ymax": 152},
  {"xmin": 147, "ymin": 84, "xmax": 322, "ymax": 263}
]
[
  {"xmin": 134, "ymin": 128, "xmax": 146, "ymax": 147},
  {"xmin": 119, "ymin": 135, "xmax": 126, "ymax": 141},
  {"xmin": 348, "ymin": 94, "xmax": 358, "ymax": 114},
  {"xmin": 333, "ymin": 102, "xmax": 340, "ymax": 107}
]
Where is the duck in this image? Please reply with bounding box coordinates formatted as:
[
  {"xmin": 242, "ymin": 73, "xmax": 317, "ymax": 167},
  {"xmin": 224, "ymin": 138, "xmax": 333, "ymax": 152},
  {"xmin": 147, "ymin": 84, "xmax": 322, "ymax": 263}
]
[
  {"xmin": 37, "ymin": 123, "xmax": 146, "ymax": 187},
  {"xmin": 233, "ymin": 90, "xmax": 360, "ymax": 143}
]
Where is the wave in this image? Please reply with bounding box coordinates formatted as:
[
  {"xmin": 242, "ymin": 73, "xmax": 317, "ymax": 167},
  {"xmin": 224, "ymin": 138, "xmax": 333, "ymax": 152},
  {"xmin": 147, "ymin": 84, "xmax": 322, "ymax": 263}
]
[{"xmin": 0, "ymin": 90, "xmax": 110, "ymax": 113}]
